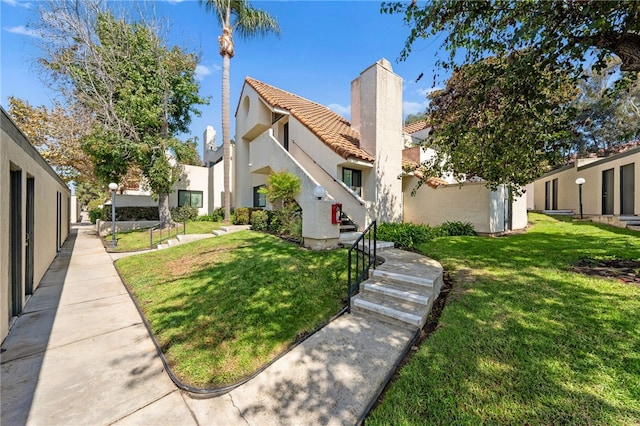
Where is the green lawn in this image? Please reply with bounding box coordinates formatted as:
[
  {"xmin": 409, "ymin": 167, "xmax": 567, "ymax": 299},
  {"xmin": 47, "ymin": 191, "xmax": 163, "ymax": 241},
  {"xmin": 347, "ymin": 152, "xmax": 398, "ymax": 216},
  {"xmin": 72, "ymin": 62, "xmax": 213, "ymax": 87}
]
[
  {"xmin": 115, "ymin": 230, "xmax": 347, "ymax": 388},
  {"xmin": 367, "ymin": 213, "xmax": 640, "ymax": 425},
  {"xmin": 106, "ymin": 220, "xmax": 222, "ymax": 252}
]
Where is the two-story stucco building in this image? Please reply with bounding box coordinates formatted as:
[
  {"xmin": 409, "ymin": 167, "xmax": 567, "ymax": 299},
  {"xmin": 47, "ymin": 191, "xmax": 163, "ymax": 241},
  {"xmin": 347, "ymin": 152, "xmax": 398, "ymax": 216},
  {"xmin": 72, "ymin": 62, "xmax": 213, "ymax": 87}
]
[{"xmin": 231, "ymin": 59, "xmax": 527, "ymax": 248}]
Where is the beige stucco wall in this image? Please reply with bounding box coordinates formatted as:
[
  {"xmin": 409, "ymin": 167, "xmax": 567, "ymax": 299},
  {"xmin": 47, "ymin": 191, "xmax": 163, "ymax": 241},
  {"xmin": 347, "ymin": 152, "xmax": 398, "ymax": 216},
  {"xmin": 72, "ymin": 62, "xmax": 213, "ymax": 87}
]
[
  {"xmin": 1, "ymin": 108, "xmax": 70, "ymax": 342},
  {"xmin": 532, "ymin": 149, "xmax": 639, "ymax": 216},
  {"xmin": 351, "ymin": 59, "xmax": 403, "ymax": 223},
  {"xmin": 403, "ymin": 178, "xmax": 527, "ymax": 234}
]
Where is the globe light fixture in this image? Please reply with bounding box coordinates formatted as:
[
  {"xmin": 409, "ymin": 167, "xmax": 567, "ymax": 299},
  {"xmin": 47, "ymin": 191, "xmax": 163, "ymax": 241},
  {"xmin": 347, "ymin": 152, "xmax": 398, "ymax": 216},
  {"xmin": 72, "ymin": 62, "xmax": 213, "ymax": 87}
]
[{"xmin": 313, "ymin": 185, "xmax": 326, "ymax": 200}]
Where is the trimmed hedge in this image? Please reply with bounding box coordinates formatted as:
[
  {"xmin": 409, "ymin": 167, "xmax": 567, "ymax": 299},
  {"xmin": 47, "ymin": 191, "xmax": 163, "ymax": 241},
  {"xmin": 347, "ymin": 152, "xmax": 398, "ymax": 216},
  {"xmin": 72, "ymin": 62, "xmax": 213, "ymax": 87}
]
[
  {"xmin": 377, "ymin": 221, "xmax": 476, "ymax": 249},
  {"xmin": 103, "ymin": 206, "xmax": 159, "ymax": 221}
]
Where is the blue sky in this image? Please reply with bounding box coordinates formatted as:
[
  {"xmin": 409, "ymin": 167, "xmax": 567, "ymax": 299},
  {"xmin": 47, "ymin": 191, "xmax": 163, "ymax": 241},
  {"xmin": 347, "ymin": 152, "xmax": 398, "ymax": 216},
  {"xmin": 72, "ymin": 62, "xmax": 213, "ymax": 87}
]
[{"xmin": 1, "ymin": 0, "xmax": 446, "ymax": 156}]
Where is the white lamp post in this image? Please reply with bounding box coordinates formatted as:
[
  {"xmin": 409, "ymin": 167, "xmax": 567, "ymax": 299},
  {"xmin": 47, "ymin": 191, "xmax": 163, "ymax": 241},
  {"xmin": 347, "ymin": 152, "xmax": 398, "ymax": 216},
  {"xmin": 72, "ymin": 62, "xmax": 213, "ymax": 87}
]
[
  {"xmin": 108, "ymin": 182, "xmax": 118, "ymax": 247},
  {"xmin": 313, "ymin": 185, "xmax": 326, "ymax": 200},
  {"xmin": 575, "ymin": 177, "xmax": 585, "ymax": 219}
]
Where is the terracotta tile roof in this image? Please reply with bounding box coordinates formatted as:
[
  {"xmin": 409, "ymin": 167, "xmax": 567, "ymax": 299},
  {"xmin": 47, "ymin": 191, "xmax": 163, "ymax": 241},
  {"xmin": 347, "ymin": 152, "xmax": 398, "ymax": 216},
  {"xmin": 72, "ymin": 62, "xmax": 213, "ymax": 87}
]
[
  {"xmin": 244, "ymin": 77, "xmax": 374, "ymax": 163},
  {"xmin": 403, "ymin": 120, "xmax": 430, "ymax": 135},
  {"xmin": 401, "ymin": 146, "xmax": 447, "ymax": 188}
]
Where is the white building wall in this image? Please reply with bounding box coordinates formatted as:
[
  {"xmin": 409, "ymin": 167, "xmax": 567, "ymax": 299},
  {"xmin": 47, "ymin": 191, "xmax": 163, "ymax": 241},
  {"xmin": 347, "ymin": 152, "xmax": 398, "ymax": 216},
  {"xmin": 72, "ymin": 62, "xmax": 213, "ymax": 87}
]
[
  {"xmin": 351, "ymin": 59, "xmax": 404, "ymax": 223},
  {"xmin": 1, "ymin": 108, "xmax": 71, "ymax": 342}
]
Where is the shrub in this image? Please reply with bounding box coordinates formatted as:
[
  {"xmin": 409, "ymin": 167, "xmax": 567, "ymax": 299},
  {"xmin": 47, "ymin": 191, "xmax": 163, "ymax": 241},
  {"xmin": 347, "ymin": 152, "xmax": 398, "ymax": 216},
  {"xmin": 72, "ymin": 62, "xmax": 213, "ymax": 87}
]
[
  {"xmin": 250, "ymin": 210, "xmax": 269, "ymax": 232},
  {"xmin": 210, "ymin": 208, "xmax": 225, "ymax": 222},
  {"xmin": 89, "ymin": 207, "xmax": 103, "ymax": 224},
  {"xmin": 267, "ymin": 210, "xmax": 282, "ymax": 233},
  {"xmin": 171, "ymin": 206, "xmax": 199, "ymax": 222},
  {"xmin": 196, "ymin": 214, "xmax": 214, "ymax": 221},
  {"xmin": 435, "ymin": 221, "xmax": 476, "ymax": 237},
  {"xmin": 103, "ymin": 206, "xmax": 159, "ymax": 221},
  {"xmin": 377, "ymin": 222, "xmax": 433, "ymax": 249},
  {"xmin": 233, "ymin": 207, "xmax": 250, "ymax": 225}
]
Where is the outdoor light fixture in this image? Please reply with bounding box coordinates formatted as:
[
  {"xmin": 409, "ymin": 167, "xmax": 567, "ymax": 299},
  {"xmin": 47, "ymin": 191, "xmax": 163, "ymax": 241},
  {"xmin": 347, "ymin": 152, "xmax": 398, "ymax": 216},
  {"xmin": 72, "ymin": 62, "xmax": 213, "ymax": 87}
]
[
  {"xmin": 108, "ymin": 182, "xmax": 118, "ymax": 247},
  {"xmin": 575, "ymin": 177, "xmax": 585, "ymax": 219},
  {"xmin": 313, "ymin": 185, "xmax": 326, "ymax": 200}
]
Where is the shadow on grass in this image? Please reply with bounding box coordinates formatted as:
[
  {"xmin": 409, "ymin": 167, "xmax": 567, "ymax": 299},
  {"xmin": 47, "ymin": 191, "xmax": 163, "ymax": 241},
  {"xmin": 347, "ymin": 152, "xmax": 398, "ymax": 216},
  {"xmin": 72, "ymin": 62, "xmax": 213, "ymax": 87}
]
[
  {"xmin": 369, "ymin": 215, "xmax": 640, "ymax": 424},
  {"xmin": 117, "ymin": 232, "xmax": 348, "ymax": 388}
]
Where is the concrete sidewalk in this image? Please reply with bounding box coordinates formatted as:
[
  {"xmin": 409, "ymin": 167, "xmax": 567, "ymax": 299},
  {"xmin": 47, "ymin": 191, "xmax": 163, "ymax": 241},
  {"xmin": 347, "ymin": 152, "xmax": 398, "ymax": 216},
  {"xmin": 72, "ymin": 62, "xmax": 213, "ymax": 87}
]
[{"xmin": 1, "ymin": 222, "xmax": 417, "ymax": 425}]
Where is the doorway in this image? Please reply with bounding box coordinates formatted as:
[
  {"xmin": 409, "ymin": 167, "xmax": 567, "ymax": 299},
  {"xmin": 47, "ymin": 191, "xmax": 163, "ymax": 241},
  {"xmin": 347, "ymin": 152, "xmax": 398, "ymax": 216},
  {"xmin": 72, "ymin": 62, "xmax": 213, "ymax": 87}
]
[
  {"xmin": 26, "ymin": 176, "xmax": 35, "ymax": 295},
  {"xmin": 602, "ymin": 168, "xmax": 614, "ymax": 215},
  {"xmin": 10, "ymin": 168, "xmax": 23, "ymax": 318},
  {"xmin": 552, "ymin": 178, "xmax": 559, "ymax": 210},
  {"xmin": 620, "ymin": 163, "xmax": 635, "ymax": 215},
  {"xmin": 544, "ymin": 181, "xmax": 550, "ymax": 210}
]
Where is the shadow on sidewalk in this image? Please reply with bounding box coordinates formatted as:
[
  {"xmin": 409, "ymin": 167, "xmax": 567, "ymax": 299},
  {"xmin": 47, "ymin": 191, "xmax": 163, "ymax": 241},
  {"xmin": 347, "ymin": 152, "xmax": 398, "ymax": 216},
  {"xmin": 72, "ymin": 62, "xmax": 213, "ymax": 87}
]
[{"xmin": 0, "ymin": 228, "xmax": 77, "ymax": 425}]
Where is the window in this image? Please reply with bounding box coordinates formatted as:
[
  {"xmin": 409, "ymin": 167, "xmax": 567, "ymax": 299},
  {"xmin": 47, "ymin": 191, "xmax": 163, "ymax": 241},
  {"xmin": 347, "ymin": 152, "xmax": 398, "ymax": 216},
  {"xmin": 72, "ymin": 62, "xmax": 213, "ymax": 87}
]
[
  {"xmin": 178, "ymin": 190, "xmax": 203, "ymax": 208},
  {"xmin": 253, "ymin": 185, "xmax": 266, "ymax": 208},
  {"xmin": 342, "ymin": 168, "xmax": 362, "ymax": 196},
  {"xmin": 283, "ymin": 122, "xmax": 289, "ymax": 151}
]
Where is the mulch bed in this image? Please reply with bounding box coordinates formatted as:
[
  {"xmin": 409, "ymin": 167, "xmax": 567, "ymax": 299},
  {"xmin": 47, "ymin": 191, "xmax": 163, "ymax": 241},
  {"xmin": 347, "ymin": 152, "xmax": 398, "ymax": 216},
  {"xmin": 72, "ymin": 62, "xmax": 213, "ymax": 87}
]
[{"xmin": 573, "ymin": 258, "xmax": 640, "ymax": 285}]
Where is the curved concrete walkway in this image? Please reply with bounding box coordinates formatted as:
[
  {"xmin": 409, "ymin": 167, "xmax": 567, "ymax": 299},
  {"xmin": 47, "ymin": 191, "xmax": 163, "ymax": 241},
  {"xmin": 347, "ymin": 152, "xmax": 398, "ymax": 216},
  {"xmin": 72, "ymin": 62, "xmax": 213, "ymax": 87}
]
[{"xmin": 1, "ymin": 222, "xmax": 435, "ymax": 425}]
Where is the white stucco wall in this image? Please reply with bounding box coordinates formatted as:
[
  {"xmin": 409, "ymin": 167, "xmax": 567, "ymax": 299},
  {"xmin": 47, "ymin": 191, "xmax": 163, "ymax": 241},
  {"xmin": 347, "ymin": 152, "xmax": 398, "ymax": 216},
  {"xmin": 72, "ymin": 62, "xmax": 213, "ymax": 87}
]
[
  {"xmin": 1, "ymin": 108, "xmax": 71, "ymax": 342},
  {"xmin": 249, "ymin": 130, "xmax": 340, "ymax": 247},
  {"xmin": 351, "ymin": 59, "xmax": 403, "ymax": 223}
]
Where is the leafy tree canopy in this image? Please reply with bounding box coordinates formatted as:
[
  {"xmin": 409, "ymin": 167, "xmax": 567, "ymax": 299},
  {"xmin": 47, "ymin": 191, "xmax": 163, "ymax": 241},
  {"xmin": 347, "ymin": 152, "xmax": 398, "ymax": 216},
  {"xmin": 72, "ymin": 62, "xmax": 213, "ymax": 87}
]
[
  {"xmin": 382, "ymin": 0, "xmax": 640, "ymax": 77},
  {"xmin": 417, "ymin": 53, "xmax": 577, "ymax": 195},
  {"xmin": 573, "ymin": 58, "xmax": 640, "ymax": 155},
  {"xmin": 384, "ymin": 0, "xmax": 639, "ymax": 192},
  {"xmin": 35, "ymin": 0, "xmax": 208, "ymax": 226}
]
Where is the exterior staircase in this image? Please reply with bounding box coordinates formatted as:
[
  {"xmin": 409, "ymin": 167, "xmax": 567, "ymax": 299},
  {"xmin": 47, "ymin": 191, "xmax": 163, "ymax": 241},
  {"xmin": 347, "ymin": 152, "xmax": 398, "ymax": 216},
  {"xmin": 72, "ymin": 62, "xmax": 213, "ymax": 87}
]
[
  {"xmin": 342, "ymin": 236, "xmax": 444, "ymax": 330},
  {"xmin": 212, "ymin": 224, "xmax": 252, "ymax": 236}
]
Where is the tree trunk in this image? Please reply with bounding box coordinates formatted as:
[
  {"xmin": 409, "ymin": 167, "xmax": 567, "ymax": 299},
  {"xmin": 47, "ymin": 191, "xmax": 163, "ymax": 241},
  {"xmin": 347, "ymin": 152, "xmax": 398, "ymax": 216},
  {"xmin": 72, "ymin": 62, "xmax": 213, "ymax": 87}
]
[
  {"xmin": 595, "ymin": 33, "xmax": 640, "ymax": 72},
  {"xmin": 158, "ymin": 192, "xmax": 172, "ymax": 228},
  {"xmin": 222, "ymin": 53, "xmax": 231, "ymax": 223}
]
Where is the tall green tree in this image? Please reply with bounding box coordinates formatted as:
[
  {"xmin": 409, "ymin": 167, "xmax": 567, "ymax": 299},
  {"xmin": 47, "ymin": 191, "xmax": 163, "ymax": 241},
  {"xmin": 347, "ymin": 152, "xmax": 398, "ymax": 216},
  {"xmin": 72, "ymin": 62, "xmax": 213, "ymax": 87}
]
[
  {"xmin": 417, "ymin": 53, "xmax": 577, "ymax": 195},
  {"xmin": 573, "ymin": 59, "xmax": 640, "ymax": 155},
  {"xmin": 36, "ymin": 1, "xmax": 207, "ymax": 227},
  {"xmin": 200, "ymin": 0, "xmax": 280, "ymax": 223},
  {"xmin": 384, "ymin": 0, "xmax": 639, "ymax": 189}
]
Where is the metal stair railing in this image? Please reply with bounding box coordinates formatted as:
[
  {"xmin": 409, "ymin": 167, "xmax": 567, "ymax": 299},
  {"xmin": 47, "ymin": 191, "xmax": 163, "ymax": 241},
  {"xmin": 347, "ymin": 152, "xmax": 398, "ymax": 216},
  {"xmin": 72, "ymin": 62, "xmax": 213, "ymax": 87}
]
[
  {"xmin": 347, "ymin": 220, "xmax": 377, "ymax": 313},
  {"xmin": 149, "ymin": 220, "xmax": 186, "ymax": 249}
]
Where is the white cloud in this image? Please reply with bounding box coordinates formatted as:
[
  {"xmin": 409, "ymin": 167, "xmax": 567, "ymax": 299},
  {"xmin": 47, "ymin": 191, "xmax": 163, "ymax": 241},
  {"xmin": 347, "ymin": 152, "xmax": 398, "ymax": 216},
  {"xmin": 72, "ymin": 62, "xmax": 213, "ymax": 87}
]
[
  {"xmin": 1, "ymin": 0, "xmax": 32, "ymax": 8},
  {"xmin": 195, "ymin": 64, "xmax": 212, "ymax": 81},
  {"xmin": 5, "ymin": 25, "xmax": 39, "ymax": 38},
  {"xmin": 416, "ymin": 87, "xmax": 443, "ymax": 97},
  {"xmin": 328, "ymin": 103, "xmax": 350, "ymax": 117},
  {"xmin": 402, "ymin": 100, "xmax": 429, "ymax": 117}
]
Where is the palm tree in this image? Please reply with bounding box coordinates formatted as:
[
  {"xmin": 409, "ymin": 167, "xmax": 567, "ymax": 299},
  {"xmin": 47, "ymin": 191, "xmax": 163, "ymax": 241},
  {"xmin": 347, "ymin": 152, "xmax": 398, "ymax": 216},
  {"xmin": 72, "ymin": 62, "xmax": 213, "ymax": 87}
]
[{"xmin": 201, "ymin": 0, "xmax": 280, "ymax": 222}]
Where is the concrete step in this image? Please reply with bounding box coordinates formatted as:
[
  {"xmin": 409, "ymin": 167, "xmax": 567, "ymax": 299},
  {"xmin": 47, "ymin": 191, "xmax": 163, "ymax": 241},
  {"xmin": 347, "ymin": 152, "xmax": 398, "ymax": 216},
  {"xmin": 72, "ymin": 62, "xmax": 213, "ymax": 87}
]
[
  {"xmin": 620, "ymin": 215, "xmax": 640, "ymax": 221},
  {"xmin": 339, "ymin": 232, "xmax": 361, "ymax": 241},
  {"xmin": 361, "ymin": 279, "xmax": 431, "ymax": 307},
  {"xmin": 220, "ymin": 225, "xmax": 251, "ymax": 233},
  {"xmin": 544, "ymin": 209, "xmax": 574, "ymax": 215},
  {"xmin": 625, "ymin": 221, "xmax": 640, "ymax": 226},
  {"xmin": 351, "ymin": 291, "xmax": 426, "ymax": 329},
  {"xmin": 340, "ymin": 239, "xmax": 395, "ymax": 251},
  {"xmin": 371, "ymin": 268, "xmax": 436, "ymax": 290}
]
